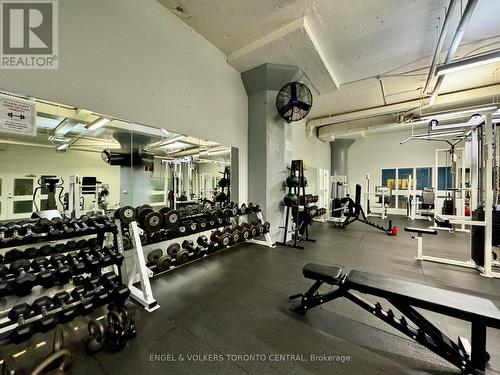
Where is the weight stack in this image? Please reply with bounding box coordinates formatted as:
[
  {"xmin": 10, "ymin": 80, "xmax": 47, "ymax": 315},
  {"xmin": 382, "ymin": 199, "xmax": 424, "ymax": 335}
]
[
  {"xmin": 442, "ymin": 199, "xmax": 456, "ymax": 215},
  {"xmin": 471, "ymin": 210, "xmax": 500, "ymax": 266},
  {"xmin": 332, "ymin": 198, "xmax": 341, "ymax": 218}
]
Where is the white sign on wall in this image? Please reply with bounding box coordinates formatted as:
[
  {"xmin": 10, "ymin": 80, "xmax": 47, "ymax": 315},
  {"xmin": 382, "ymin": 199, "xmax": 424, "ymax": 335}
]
[{"xmin": 0, "ymin": 94, "xmax": 37, "ymax": 137}]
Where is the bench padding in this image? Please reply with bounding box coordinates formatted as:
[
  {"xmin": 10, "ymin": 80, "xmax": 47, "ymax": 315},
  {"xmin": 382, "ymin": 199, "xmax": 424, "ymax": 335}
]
[
  {"xmin": 347, "ymin": 270, "xmax": 500, "ymax": 326},
  {"xmin": 404, "ymin": 227, "xmax": 438, "ymax": 235},
  {"xmin": 303, "ymin": 263, "xmax": 343, "ymax": 285}
]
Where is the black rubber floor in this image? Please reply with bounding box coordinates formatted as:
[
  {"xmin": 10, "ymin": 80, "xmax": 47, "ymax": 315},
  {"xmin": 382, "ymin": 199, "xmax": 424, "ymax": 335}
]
[{"xmin": 3, "ymin": 217, "xmax": 500, "ymax": 374}]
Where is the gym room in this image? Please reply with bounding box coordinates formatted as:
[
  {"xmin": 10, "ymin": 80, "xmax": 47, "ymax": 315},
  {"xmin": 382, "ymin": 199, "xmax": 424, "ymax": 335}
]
[{"xmin": 0, "ymin": 0, "xmax": 498, "ymax": 374}]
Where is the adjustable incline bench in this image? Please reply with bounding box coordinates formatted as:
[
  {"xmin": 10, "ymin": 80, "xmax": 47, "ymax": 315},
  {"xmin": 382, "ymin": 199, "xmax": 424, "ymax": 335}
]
[{"xmin": 290, "ymin": 263, "xmax": 500, "ymax": 374}]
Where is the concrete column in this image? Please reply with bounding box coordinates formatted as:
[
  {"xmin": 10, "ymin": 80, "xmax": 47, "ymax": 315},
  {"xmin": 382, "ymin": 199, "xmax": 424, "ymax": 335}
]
[
  {"xmin": 242, "ymin": 63, "xmax": 299, "ymax": 242},
  {"xmin": 114, "ymin": 132, "xmax": 152, "ymax": 207},
  {"xmin": 330, "ymin": 139, "xmax": 355, "ymax": 176}
]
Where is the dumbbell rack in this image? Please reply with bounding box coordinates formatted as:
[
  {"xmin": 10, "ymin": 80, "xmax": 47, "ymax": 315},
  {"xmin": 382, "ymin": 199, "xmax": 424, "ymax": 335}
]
[
  {"xmin": 278, "ymin": 160, "xmax": 315, "ymax": 250},
  {"xmin": 0, "ymin": 216, "xmax": 130, "ymax": 346},
  {"xmin": 118, "ymin": 211, "xmax": 273, "ymax": 312}
]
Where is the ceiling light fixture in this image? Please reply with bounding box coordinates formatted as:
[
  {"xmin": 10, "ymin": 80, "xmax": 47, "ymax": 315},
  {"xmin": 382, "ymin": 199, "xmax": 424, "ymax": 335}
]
[
  {"xmin": 435, "ymin": 51, "xmax": 500, "ymax": 76},
  {"xmin": 85, "ymin": 117, "xmax": 111, "ymax": 130}
]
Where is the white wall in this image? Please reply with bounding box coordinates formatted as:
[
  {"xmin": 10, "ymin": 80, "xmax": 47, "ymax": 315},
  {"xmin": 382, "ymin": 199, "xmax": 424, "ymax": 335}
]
[
  {"xmin": 291, "ymin": 120, "xmax": 330, "ymax": 170},
  {"xmin": 0, "ymin": 0, "xmax": 248, "ymax": 201},
  {"xmin": 348, "ymin": 129, "xmax": 447, "ymax": 193}
]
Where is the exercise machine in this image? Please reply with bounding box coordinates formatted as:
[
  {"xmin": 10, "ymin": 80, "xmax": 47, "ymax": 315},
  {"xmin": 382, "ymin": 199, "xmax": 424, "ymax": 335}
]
[
  {"xmin": 364, "ymin": 174, "xmax": 391, "ymax": 220},
  {"xmin": 290, "ymin": 263, "xmax": 500, "ymax": 374},
  {"xmin": 333, "ymin": 184, "xmax": 396, "ymax": 235}
]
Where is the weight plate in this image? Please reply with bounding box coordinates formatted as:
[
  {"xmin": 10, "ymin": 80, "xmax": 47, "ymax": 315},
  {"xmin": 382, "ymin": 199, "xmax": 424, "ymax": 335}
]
[
  {"xmin": 167, "ymin": 243, "xmax": 181, "ymax": 257},
  {"xmin": 176, "ymin": 249, "xmax": 190, "ymax": 265},
  {"xmin": 263, "ymin": 222, "xmax": 271, "ymax": 233},
  {"xmin": 199, "ymin": 220, "xmax": 207, "ymax": 229},
  {"xmin": 189, "ymin": 222, "xmax": 197, "ymax": 232},
  {"xmin": 147, "ymin": 249, "xmax": 163, "ymax": 263},
  {"xmin": 250, "ymin": 226, "xmax": 258, "ymax": 237},
  {"xmin": 164, "ymin": 210, "xmax": 180, "ymax": 227},
  {"xmin": 193, "ymin": 247, "xmax": 202, "ymax": 257},
  {"xmin": 143, "ymin": 212, "xmax": 163, "ymax": 232},
  {"xmin": 178, "ymin": 226, "xmax": 187, "ymax": 235},
  {"xmin": 210, "ymin": 230, "xmax": 221, "ymax": 242},
  {"xmin": 158, "ymin": 206, "xmax": 171, "ymax": 215},
  {"xmin": 241, "ymin": 228, "xmax": 250, "ymax": 240},
  {"xmin": 116, "ymin": 206, "xmax": 135, "ymax": 224},
  {"xmin": 220, "ymin": 233, "xmax": 230, "ymax": 247},
  {"xmin": 231, "ymin": 230, "xmax": 241, "ymax": 244},
  {"xmin": 136, "ymin": 207, "xmax": 153, "ymax": 227},
  {"xmin": 156, "ymin": 255, "xmax": 172, "ymax": 271}
]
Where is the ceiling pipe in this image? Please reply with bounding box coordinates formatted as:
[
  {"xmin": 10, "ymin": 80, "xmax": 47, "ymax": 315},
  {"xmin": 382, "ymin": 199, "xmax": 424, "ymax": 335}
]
[
  {"xmin": 423, "ymin": 0, "xmax": 458, "ymax": 95},
  {"xmin": 307, "ymin": 82, "xmax": 500, "ymax": 137},
  {"xmin": 429, "ymin": 0, "xmax": 478, "ymax": 105}
]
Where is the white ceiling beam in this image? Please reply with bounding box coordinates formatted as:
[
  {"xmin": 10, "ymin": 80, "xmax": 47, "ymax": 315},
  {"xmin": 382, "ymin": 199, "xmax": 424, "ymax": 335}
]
[
  {"xmin": 227, "ymin": 18, "xmax": 303, "ymax": 64},
  {"xmin": 303, "ymin": 17, "xmax": 339, "ymax": 91}
]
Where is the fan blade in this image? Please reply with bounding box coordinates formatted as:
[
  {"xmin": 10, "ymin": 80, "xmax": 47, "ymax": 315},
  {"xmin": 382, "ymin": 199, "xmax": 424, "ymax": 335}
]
[
  {"xmin": 290, "ymin": 83, "xmax": 297, "ymax": 99},
  {"xmin": 278, "ymin": 102, "xmax": 294, "ymax": 118},
  {"xmin": 296, "ymin": 100, "xmax": 311, "ymax": 112}
]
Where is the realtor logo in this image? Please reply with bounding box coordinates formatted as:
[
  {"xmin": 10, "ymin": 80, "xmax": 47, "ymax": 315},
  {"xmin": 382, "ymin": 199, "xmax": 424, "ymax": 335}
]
[{"xmin": 0, "ymin": 0, "xmax": 58, "ymax": 69}]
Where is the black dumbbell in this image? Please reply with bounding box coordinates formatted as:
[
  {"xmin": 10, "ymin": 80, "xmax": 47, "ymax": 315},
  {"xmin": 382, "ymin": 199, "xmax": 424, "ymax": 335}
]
[
  {"xmin": 32, "ymin": 296, "xmax": 57, "ymax": 333},
  {"xmin": 51, "ymin": 217, "xmax": 74, "ymax": 234},
  {"xmin": 222, "ymin": 228, "xmax": 238, "ymax": 244},
  {"xmin": 92, "ymin": 247, "xmax": 113, "ymax": 266},
  {"xmin": 182, "ymin": 240, "xmax": 197, "ymax": 255},
  {"xmin": 173, "ymin": 243, "xmax": 189, "ymax": 265},
  {"xmin": 100, "ymin": 272, "xmax": 130, "ymax": 303},
  {"xmin": 8, "ymin": 303, "xmax": 33, "ymax": 343},
  {"xmin": 102, "ymin": 246, "xmax": 124, "ymax": 265},
  {"xmin": 68, "ymin": 218, "xmax": 84, "ymax": 232},
  {"xmin": 0, "ymin": 264, "xmax": 13, "ymax": 298},
  {"xmin": 197, "ymin": 218, "xmax": 208, "ymax": 231},
  {"xmin": 159, "ymin": 206, "xmax": 180, "ymax": 228},
  {"xmin": 23, "ymin": 247, "xmax": 38, "ymax": 259},
  {"xmin": 53, "ymin": 291, "xmax": 77, "ymax": 323},
  {"xmin": 235, "ymin": 225, "xmax": 250, "ymax": 241},
  {"xmin": 19, "ymin": 222, "xmax": 40, "ymax": 239},
  {"xmin": 31, "ymin": 257, "xmax": 56, "ymax": 288},
  {"xmin": 6, "ymin": 223, "xmax": 22, "ymax": 240},
  {"xmin": 38, "ymin": 244, "xmax": 54, "ymax": 256},
  {"xmin": 146, "ymin": 249, "xmax": 163, "ymax": 264},
  {"xmin": 177, "ymin": 224, "xmax": 188, "ymax": 236},
  {"xmin": 79, "ymin": 248, "xmax": 100, "ymax": 269},
  {"xmin": 210, "ymin": 230, "xmax": 231, "ymax": 247},
  {"xmin": 197, "ymin": 235, "xmax": 210, "ymax": 248},
  {"xmin": 65, "ymin": 252, "xmax": 86, "ymax": 275},
  {"xmin": 49, "ymin": 254, "xmax": 72, "ymax": 284},
  {"xmin": 4, "ymin": 248, "xmax": 23, "ymax": 263},
  {"xmin": 70, "ymin": 286, "xmax": 95, "ymax": 315},
  {"xmin": 114, "ymin": 206, "xmax": 135, "ymax": 224},
  {"xmin": 136, "ymin": 206, "xmax": 163, "ymax": 232},
  {"xmin": 10, "ymin": 259, "xmax": 36, "ymax": 296},
  {"xmin": 0, "ymin": 225, "xmax": 9, "ymax": 243},
  {"xmin": 76, "ymin": 216, "xmax": 93, "ymax": 231},
  {"xmin": 253, "ymin": 220, "xmax": 264, "ymax": 236},
  {"xmin": 263, "ymin": 222, "xmax": 271, "ymax": 233},
  {"xmin": 187, "ymin": 221, "xmax": 198, "ymax": 233},
  {"xmin": 156, "ymin": 254, "xmax": 172, "ymax": 271}
]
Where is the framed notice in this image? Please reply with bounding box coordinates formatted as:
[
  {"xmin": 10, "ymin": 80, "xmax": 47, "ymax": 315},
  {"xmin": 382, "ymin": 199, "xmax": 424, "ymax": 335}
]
[{"xmin": 0, "ymin": 94, "xmax": 37, "ymax": 137}]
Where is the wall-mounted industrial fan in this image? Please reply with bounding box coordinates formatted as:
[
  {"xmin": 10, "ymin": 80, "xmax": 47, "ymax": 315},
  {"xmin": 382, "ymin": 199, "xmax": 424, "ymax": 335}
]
[{"xmin": 276, "ymin": 82, "xmax": 313, "ymax": 123}]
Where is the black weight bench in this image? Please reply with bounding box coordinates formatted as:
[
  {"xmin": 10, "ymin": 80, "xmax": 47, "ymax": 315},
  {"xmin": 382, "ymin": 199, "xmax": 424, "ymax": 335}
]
[{"xmin": 290, "ymin": 263, "xmax": 500, "ymax": 374}]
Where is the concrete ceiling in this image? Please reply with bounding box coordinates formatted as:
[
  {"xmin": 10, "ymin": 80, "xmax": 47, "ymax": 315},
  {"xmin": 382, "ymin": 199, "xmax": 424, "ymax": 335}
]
[{"xmin": 159, "ymin": 0, "xmax": 500, "ymax": 132}]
